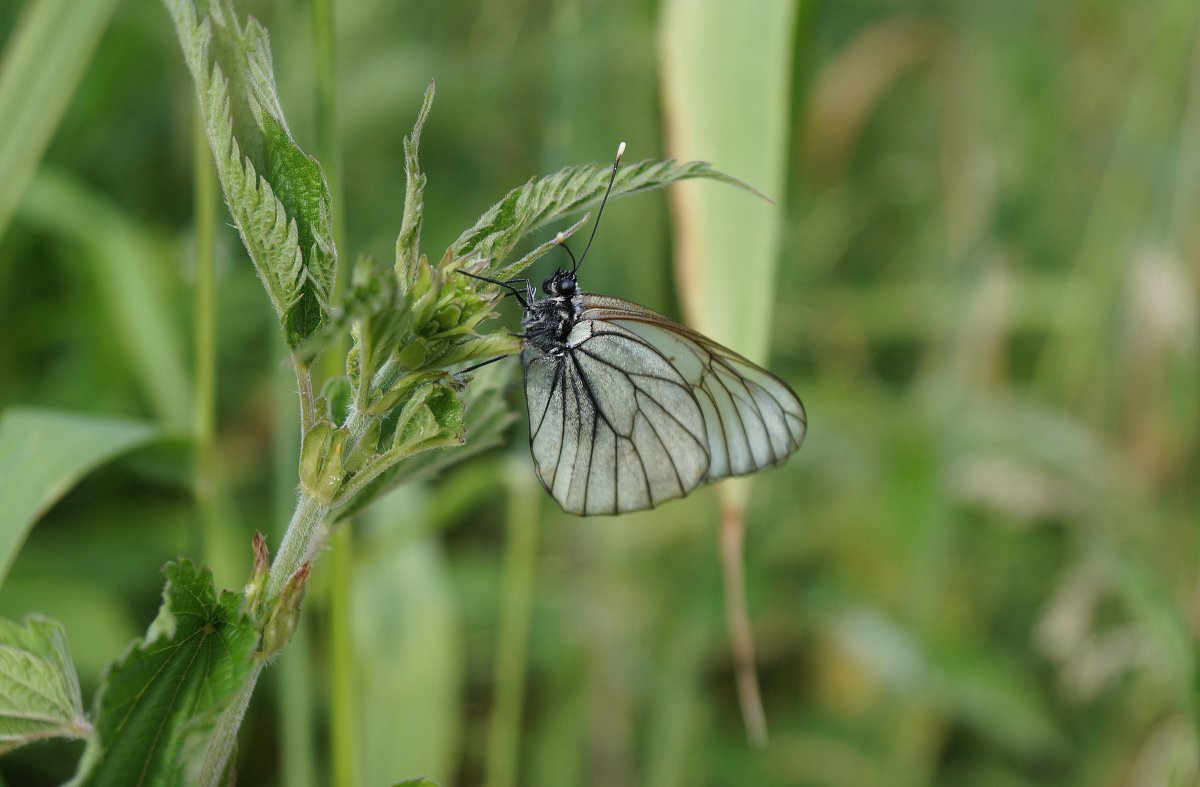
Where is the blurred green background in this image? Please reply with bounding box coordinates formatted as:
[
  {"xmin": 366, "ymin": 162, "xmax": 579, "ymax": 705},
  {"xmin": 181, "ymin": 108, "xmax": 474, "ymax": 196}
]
[{"xmin": 2, "ymin": 0, "xmax": 1199, "ymax": 785}]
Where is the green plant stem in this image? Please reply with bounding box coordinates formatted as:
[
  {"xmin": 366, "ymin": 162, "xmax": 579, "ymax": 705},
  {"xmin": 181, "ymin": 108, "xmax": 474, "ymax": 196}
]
[
  {"xmin": 267, "ymin": 490, "xmax": 331, "ymax": 598},
  {"xmin": 328, "ymin": 523, "xmax": 360, "ymax": 787},
  {"xmin": 295, "ymin": 357, "xmax": 317, "ymax": 434},
  {"xmin": 202, "ymin": 490, "xmax": 329, "ymax": 785},
  {"xmin": 192, "ymin": 109, "xmax": 221, "ymax": 570},
  {"xmin": 485, "ymin": 468, "xmax": 540, "ymax": 787},
  {"xmin": 200, "ymin": 660, "xmax": 265, "ymax": 786},
  {"xmin": 274, "ymin": 341, "xmax": 318, "ymax": 787}
]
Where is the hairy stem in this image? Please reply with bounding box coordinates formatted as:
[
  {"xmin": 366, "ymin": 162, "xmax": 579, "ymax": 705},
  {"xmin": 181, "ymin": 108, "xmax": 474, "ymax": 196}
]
[
  {"xmin": 267, "ymin": 491, "xmax": 331, "ymax": 598},
  {"xmin": 202, "ymin": 491, "xmax": 329, "ymax": 785},
  {"xmin": 294, "ymin": 357, "xmax": 317, "ymax": 435},
  {"xmin": 273, "ymin": 341, "xmax": 318, "ymax": 787},
  {"xmin": 200, "ymin": 661, "xmax": 265, "ymax": 786}
]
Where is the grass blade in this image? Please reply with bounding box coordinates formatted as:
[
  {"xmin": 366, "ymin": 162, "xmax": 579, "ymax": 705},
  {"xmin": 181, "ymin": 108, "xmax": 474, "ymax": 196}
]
[
  {"xmin": 0, "ymin": 0, "xmax": 118, "ymax": 239},
  {"xmin": 18, "ymin": 172, "xmax": 192, "ymax": 430},
  {"xmin": 659, "ymin": 0, "xmax": 800, "ymax": 747}
]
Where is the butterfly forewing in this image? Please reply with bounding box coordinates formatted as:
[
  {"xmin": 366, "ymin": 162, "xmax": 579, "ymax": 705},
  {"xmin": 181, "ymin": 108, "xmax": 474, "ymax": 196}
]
[
  {"xmin": 523, "ymin": 319, "xmax": 710, "ymax": 515},
  {"xmin": 521, "ymin": 293, "xmax": 806, "ymax": 516}
]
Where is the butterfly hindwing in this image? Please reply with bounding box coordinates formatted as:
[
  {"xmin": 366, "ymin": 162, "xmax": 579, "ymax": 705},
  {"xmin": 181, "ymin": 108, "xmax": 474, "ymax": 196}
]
[{"xmin": 579, "ymin": 294, "xmax": 806, "ymax": 483}]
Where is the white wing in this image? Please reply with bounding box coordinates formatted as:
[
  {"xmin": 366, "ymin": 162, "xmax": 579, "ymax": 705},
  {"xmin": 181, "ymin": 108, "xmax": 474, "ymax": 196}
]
[
  {"xmin": 522, "ymin": 294, "xmax": 806, "ymax": 516},
  {"xmin": 580, "ymin": 295, "xmax": 806, "ymax": 482},
  {"xmin": 523, "ymin": 320, "xmax": 709, "ymax": 515}
]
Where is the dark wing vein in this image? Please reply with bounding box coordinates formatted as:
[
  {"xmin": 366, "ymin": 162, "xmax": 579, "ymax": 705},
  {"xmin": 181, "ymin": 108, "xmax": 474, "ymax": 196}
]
[
  {"xmin": 579, "ymin": 294, "xmax": 806, "ymax": 483},
  {"xmin": 524, "ymin": 295, "xmax": 802, "ymax": 514}
]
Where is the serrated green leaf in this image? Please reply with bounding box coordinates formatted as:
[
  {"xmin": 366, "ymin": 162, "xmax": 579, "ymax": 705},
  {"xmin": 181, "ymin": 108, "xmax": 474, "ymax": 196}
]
[
  {"xmin": 489, "ymin": 214, "xmax": 589, "ymax": 282},
  {"xmin": 0, "ymin": 615, "xmax": 89, "ymax": 754},
  {"xmin": 396, "ymin": 82, "xmax": 436, "ymax": 291},
  {"xmin": 261, "ymin": 111, "xmax": 336, "ymax": 345},
  {"xmin": 450, "ymin": 156, "xmax": 761, "ymax": 276},
  {"xmin": 0, "ymin": 408, "xmax": 159, "ymax": 585},
  {"xmin": 163, "ymin": 0, "xmax": 336, "ymax": 349},
  {"xmin": 69, "ymin": 561, "xmax": 259, "ymax": 786}
]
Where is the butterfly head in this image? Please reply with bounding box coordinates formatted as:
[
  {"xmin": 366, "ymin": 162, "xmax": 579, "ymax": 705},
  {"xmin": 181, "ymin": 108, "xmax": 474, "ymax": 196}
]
[{"xmin": 542, "ymin": 269, "xmax": 578, "ymax": 299}]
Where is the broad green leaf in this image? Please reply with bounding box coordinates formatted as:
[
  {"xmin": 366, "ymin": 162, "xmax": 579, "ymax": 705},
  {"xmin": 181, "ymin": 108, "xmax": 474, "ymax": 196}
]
[
  {"xmin": 18, "ymin": 172, "xmax": 192, "ymax": 429},
  {"xmin": 0, "ymin": 616, "xmax": 89, "ymax": 754},
  {"xmin": 451, "ymin": 157, "xmax": 761, "ymax": 277},
  {"xmin": 163, "ymin": 0, "xmax": 336, "ymax": 349},
  {"xmin": 69, "ymin": 561, "xmax": 259, "ymax": 786},
  {"xmin": 0, "ymin": 0, "xmax": 118, "ymax": 239},
  {"xmin": 0, "ymin": 408, "xmax": 159, "ymax": 585}
]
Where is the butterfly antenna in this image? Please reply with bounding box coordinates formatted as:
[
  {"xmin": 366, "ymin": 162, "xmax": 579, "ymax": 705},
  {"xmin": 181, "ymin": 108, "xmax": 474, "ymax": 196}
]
[
  {"xmin": 555, "ymin": 231, "xmax": 580, "ymax": 269},
  {"xmin": 574, "ymin": 141, "xmax": 625, "ymax": 273}
]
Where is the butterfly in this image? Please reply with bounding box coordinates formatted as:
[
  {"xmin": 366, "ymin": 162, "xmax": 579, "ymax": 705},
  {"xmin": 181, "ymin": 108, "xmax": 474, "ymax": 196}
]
[{"xmin": 463, "ymin": 143, "xmax": 806, "ymax": 515}]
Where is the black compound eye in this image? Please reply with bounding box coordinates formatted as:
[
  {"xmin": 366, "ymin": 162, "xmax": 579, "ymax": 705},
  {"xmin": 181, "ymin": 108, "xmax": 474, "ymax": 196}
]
[
  {"xmin": 541, "ymin": 277, "xmax": 555, "ymax": 295},
  {"xmin": 558, "ymin": 276, "xmax": 577, "ymax": 296}
]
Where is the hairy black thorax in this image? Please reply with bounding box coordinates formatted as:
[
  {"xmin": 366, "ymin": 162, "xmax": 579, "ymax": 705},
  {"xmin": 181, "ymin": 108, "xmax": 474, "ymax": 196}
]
[{"xmin": 523, "ymin": 270, "xmax": 583, "ymax": 355}]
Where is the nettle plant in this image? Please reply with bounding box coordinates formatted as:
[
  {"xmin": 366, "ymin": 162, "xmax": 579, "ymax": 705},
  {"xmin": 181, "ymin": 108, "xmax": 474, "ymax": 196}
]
[{"xmin": 0, "ymin": 1, "xmax": 750, "ymax": 784}]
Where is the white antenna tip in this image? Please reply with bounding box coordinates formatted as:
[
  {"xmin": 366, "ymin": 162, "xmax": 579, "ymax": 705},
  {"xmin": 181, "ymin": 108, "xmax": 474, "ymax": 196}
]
[
  {"xmin": 554, "ymin": 231, "xmax": 566, "ymax": 244},
  {"xmin": 616, "ymin": 141, "xmax": 626, "ymax": 159}
]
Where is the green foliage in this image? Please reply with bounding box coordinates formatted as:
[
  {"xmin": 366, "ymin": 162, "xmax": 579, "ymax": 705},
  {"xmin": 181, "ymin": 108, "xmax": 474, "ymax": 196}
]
[
  {"xmin": 164, "ymin": 0, "xmax": 336, "ymax": 350},
  {"xmin": 18, "ymin": 173, "xmax": 192, "ymax": 428},
  {"xmin": 451, "ymin": 156, "xmax": 762, "ymax": 279},
  {"xmin": 69, "ymin": 561, "xmax": 258, "ymax": 786},
  {"xmin": 0, "ymin": 0, "xmax": 117, "ymax": 238},
  {"xmin": 396, "ymin": 82, "xmax": 435, "ymax": 291},
  {"xmin": 354, "ymin": 494, "xmax": 462, "ymax": 786},
  {"xmin": 331, "ymin": 363, "xmax": 512, "ymax": 523},
  {"xmin": 6, "ymin": 0, "xmax": 1199, "ymax": 784},
  {"xmin": 0, "ymin": 616, "xmax": 89, "ymax": 753},
  {"xmin": 0, "ymin": 408, "xmax": 159, "ymax": 583},
  {"xmin": 150, "ymin": 2, "xmax": 750, "ymax": 780}
]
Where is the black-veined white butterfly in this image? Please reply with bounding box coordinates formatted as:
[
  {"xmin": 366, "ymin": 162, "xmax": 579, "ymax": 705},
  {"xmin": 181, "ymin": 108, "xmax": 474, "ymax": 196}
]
[{"xmin": 464, "ymin": 143, "xmax": 806, "ymax": 515}]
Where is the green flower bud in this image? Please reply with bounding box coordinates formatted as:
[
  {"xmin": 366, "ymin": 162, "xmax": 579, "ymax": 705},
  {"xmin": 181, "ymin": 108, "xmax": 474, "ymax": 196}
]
[
  {"xmin": 260, "ymin": 563, "xmax": 310, "ymax": 660},
  {"xmin": 241, "ymin": 532, "xmax": 270, "ymax": 619},
  {"xmin": 299, "ymin": 421, "xmax": 348, "ymax": 503}
]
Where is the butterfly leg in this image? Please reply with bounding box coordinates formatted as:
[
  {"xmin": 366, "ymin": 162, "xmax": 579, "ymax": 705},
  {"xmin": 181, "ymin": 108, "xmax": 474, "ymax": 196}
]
[{"xmin": 455, "ymin": 354, "xmax": 510, "ymax": 377}]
